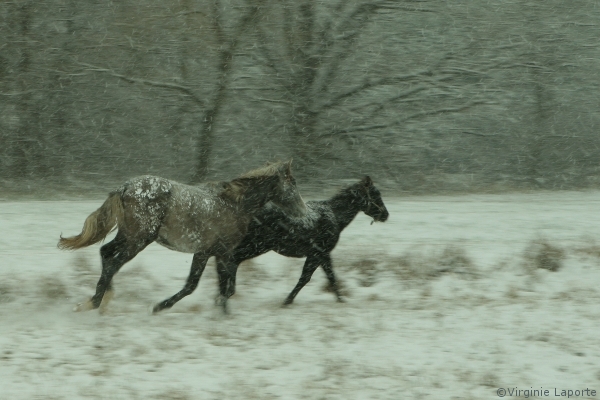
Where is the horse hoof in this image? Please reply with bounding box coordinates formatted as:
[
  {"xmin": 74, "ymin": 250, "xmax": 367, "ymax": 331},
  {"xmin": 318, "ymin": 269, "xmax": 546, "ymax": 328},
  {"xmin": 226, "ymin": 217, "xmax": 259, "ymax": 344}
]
[
  {"xmin": 151, "ymin": 304, "xmax": 163, "ymax": 314},
  {"xmin": 214, "ymin": 295, "xmax": 225, "ymax": 305},
  {"xmin": 73, "ymin": 299, "xmax": 94, "ymax": 312},
  {"xmin": 214, "ymin": 296, "xmax": 229, "ymax": 314},
  {"xmin": 98, "ymin": 289, "xmax": 114, "ymax": 315}
]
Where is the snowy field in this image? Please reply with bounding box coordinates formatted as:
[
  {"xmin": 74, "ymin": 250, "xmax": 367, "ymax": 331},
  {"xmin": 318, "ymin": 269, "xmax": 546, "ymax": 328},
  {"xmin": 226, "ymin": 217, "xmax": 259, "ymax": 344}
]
[{"xmin": 1, "ymin": 191, "xmax": 600, "ymax": 399}]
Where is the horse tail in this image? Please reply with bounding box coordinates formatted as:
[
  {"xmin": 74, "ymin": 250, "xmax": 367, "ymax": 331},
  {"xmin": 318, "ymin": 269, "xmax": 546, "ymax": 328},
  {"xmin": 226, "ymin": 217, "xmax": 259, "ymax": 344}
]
[{"xmin": 58, "ymin": 191, "xmax": 124, "ymax": 250}]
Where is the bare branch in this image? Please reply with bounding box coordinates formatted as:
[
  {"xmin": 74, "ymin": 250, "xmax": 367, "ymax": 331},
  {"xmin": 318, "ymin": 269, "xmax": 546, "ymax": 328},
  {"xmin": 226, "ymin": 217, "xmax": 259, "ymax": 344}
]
[
  {"xmin": 439, "ymin": 67, "xmax": 488, "ymax": 76},
  {"xmin": 175, "ymin": 10, "xmax": 208, "ymax": 17},
  {"xmin": 319, "ymin": 71, "xmax": 432, "ymax": 111},
  {"xmin": 192, "ymin": 0, "xmax": 265, "ymax": 182},
  {"xmin": 230, "ymin": 87, "xmax": 281, "ymax": 91},
  {"xmin": 74, "ymin": 61, "xmax": 206, "ymax": 106},
  {"xmin": 331, "ymin": 123, "xmax": 390, "ymax": 135},
  {"xmin": 282, "ymin": 2, "xmax": 297, "ymax": 70},
  {"xmin": 401, "ymin": 100, "xmax": 490, "ymax": 122},
  {"xmin": 0, "ymin": 90, "xmax": 35, "ymax": 96},
  {"xmin": 247, "ymin": 96, "xmax": 294, "ymax": 104},
  {"xmin": 337, "ymin": 86, "xmax": 430, "ymax": 127},
  {"xmin": 255, "ymin": 27, "xmax": 283, "ymax": 74},
  {"xmin": 317, "ymin": 0, "xmax": 436, "ymax": 95},
  {"xmin": 314, "ymin": 0, "xmax": 351, "ymax": 63},
  {"xmin": 317, "ymin": 1, "xmax": 387, "ymax": 93},
  {"xmin": 325, "ymin": 100, "xmax": 490, "ymax": 137},
  {"xmin": 455, "ymin": 130, "xmax": 496, "ymax": 137},
  {"xmin": 348, "ymin": 85, "xmax": 428, "ymax": 112},
  {"xmin": 376, "ymin": 1, "xmax": 434, "ymax": 13},
  {"xmin": 337, "ymin": 0, "xmax": 388, "ymax": 31},
  {"xmin": 212, "ymin": 0, "xmax": 226, "ymax": 47}
]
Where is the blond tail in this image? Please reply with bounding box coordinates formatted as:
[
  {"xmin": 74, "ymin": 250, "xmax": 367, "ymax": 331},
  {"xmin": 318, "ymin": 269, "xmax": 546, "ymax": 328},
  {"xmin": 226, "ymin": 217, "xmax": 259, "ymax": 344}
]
[{"xmin": 58, "ymin": 192, "xmax": 123, "ymax": 250}]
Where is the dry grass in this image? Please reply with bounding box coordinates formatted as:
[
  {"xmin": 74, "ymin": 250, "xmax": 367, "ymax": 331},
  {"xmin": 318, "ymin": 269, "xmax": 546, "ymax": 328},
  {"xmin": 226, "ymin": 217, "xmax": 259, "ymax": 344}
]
[
  {"xmin": 150, "ymin": 389, "xmax": 191, "ymax": 400},
  {"xmin": 350, "ymin": 258, "xmax": 379, "ymax": 287},
  {"xmin": 115, "ymin": 263, "xmax": 165, "ymax": 303},
  {"xmin": 505, "ymin": 285, "xmax": 519, "ymax": 299},
  {"xmin": 70, "ymin": 255, "xmax": 168, "ymax": 310},
  {"xmin": 40, "ymin": 276, "xmax": 69, "ymax": 300},
  {"xmin": 522, "ymin": 239, "xmax": 565, "ymax": 273},
  {"xmin": 336, "ymin": 245, "xmax": 477, "ymax": 290},
  {"xmin": 480, "ymin": 372, "xmax": 500, "ymax": 388},
  {"xmin": 71, "ymin": 254, "xmax": 98, "ymax": 287},
  {"xmin": 573, "ymin": 242, "xmax": 600, "ymax": 259},
  {"xmin": 392, "ymin": 245, "xmax": 477, "ymax": 280},
  {"xmin": 237, "ymin": 259, "xmax": 269, "ymax": 283},
  {"xmin": 0, "ymin": 282, "xmax": 15, "ymax": 304},
  {"xmin": 118, "ymin": 263, "xmax": 153, "ymax": 280}
]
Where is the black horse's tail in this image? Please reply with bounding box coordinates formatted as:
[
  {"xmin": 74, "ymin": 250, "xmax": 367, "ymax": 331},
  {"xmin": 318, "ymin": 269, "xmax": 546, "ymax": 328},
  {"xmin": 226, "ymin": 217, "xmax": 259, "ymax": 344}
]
[{"xmin": 58, "ymin": 191, "xmax": 123, "ymax": 250}]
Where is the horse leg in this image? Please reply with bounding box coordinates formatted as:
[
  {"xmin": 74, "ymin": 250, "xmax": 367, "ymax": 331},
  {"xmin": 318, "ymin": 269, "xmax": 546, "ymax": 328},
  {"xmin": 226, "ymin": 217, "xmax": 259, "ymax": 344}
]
[
  {"xmin": 320, "ymin": 253, "xmax": 344, "ymax": 303},
  {"xmin": 75, "ymin": 232, "xmax": 153, "ymax": 312},
  {"xmin": 214, "ymin": 240, "xmax": 267, "ymax": 312},
  {"xmin": 215, "ymin": 257, "xmax": 240, "ymax": 314},
  {"xmin": 283, "ymin": 254, "xmax": 321, "ymax": 306},
  {"xmin": 152, "ymin": 253, "xmax": 209, "ymax": 313}
]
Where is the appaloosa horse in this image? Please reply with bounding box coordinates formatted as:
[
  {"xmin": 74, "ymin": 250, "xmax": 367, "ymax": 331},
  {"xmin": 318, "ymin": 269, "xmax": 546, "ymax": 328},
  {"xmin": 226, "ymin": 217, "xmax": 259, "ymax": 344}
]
[{"xmin": 58, "ymin": 160, "xmax": 306, "ymax": 313}]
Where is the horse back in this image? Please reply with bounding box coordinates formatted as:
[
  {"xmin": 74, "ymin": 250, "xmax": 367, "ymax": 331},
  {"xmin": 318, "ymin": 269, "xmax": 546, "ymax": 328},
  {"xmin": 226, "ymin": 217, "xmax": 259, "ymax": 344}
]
[
  {"xmin": 241, "ymin": 201, "xmax": 340, "ymax": 258},
  {"xmin": 155, "ymin": 182, "xmax": 246, "ymax": 254},
  {"xmin": 117, "ymin": 176, "xmax": 173, "ymax": 236}
]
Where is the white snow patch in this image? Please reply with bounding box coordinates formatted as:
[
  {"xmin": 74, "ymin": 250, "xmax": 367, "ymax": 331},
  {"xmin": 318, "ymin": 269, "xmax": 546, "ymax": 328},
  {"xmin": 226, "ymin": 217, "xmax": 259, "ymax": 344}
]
[{"xmin": 1, "ymin": 191, "xmax": 600, "ymax": 398}]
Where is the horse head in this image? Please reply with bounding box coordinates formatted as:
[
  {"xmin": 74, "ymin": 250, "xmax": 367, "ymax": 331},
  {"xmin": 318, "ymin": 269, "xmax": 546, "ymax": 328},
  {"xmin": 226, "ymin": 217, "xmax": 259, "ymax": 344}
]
[{"xmin": 358, "ymin": 176, "xmax": 389, "ymax": 223}]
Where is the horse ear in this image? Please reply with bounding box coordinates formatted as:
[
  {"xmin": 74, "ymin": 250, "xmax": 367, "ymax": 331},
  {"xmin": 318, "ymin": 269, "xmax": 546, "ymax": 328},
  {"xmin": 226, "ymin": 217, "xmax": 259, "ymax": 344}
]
[
  {"xmin": 363, "ymin": 176, "xmax": 373, "ymax": 187},
  {"xmin": 286, "ymin": 159, "xmax": 293, "ymax": 175}
]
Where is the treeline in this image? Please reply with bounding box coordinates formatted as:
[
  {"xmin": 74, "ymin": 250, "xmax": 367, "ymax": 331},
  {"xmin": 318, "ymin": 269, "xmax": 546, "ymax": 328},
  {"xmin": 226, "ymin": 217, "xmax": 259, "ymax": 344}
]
[{"xmin": 1, "ymin": 0, "xmax": 599, "ymax": 194}]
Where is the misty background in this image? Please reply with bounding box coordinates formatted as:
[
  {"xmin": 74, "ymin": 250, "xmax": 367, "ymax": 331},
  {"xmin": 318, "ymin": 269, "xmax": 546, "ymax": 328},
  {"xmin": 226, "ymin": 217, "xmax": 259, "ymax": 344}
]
[{"xmin": 1, "ymin": 0, "xmax": 599, "ymax": 196}]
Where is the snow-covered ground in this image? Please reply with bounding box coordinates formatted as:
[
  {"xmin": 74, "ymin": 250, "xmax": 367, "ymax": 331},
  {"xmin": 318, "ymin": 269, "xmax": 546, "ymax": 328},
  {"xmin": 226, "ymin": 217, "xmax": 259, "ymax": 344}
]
[{"xmin": 1, "ymin": 191, "xmax": 600, "ymax": 399}]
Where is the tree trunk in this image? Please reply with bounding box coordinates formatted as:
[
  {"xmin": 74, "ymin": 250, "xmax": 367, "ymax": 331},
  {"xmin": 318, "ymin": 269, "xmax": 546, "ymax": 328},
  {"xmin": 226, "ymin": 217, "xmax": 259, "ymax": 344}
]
[
  {"xmin": 13, "ymin": 2, "xmax": 35, "ymax": 179},
  {"xmin": 289, "ymin": 102, "xmax": 319, "ymax": 178},
  {"xmin": 191, "ymin": 0, "xmax": 262, "ymax": 183}
]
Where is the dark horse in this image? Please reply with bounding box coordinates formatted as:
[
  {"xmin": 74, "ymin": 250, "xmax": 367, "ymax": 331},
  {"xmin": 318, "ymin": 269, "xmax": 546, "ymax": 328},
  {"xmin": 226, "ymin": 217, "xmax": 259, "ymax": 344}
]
[
  {"xmin": 213, "ymin": 176, "xmax": 389, "ymax": 310},
  {"xmin": 58, "ymin": 161, "xmax": 306, "ymax": 313}
]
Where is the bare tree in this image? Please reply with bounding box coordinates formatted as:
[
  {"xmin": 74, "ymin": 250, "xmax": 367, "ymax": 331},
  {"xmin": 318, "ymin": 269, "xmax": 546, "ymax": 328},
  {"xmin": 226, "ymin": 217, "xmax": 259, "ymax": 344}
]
[
  {"xmin": 71, "ymin": 0, "xmax": 263, "ymax": 182},
  {"xmin": 6, "ymin": 2, "xmax": 38, "ymax": 178},
  {"xmin": 246, "ymin": 0, "xmax": 493, "ymax": 177},
  {"xmin": 2, "ymin": 0, "xmax": 599, "ymax": 192},
  {"xmin": 191, "ymin": 0, "xmax": 265, "ymax": 181}
]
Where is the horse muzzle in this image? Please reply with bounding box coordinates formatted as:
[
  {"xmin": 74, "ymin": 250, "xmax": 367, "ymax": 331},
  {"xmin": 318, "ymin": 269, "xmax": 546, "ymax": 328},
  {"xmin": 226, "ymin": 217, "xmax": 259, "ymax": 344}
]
[{"xmin": 375, "ymin": 209, "xmax": 389, "ymax": 223}]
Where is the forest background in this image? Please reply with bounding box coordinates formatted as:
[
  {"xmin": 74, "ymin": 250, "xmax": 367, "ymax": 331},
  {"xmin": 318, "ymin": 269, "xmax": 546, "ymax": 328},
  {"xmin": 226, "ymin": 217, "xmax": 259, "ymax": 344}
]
[{"xmin": 2, "ymin": 0, "xmax": 599, "ymax": 196}]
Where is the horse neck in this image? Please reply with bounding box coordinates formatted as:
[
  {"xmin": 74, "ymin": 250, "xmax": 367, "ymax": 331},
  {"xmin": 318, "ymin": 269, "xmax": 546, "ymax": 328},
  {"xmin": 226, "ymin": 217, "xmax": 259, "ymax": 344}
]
[
  {"xmin": 238, "ymin": 177, "xmax": 275, "ymax": 215},
  {"xmin": 327, "ymin": 188, "xmax": 363, "ymax": 230}
]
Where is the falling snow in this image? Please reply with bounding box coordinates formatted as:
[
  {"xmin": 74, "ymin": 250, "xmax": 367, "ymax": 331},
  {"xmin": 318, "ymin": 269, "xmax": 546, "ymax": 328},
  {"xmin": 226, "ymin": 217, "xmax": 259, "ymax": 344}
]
[{"xmin": 2, "ymin": 1, "xmax": 600, "ymax": 398}]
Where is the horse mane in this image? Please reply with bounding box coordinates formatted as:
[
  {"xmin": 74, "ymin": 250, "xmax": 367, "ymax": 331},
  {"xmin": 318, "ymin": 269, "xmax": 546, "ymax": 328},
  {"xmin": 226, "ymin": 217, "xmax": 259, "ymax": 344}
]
[
  {"xmin": 332, "ymin": 184, "xmax": 359, "ymax": 202},
  {"xmin": 330, "ymin": 176, "xmax": 372, "ymax": 203},
  {"xmin": 237, "ymin": 161, "xmax": 286, "ymax": 179},
  {"xmin": 219, "ymin": 161, "xmax": 287, "ymax": 203}
]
